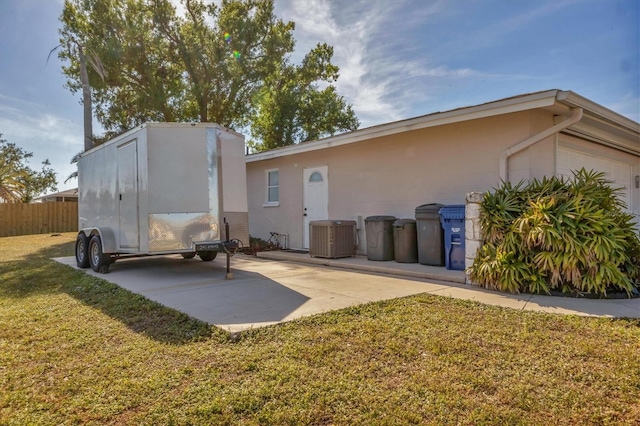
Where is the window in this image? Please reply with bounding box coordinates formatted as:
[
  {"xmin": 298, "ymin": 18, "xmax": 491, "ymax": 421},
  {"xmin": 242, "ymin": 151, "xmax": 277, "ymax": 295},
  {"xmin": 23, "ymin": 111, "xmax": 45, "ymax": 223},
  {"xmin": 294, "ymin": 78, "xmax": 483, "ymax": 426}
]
[
  {"xmin": 265, "ymin": 169, "xmax": 279, "ymax": 206},
  {"xmin": 309, "ymin": 171, "xmax": 323, "ymax": 182}
]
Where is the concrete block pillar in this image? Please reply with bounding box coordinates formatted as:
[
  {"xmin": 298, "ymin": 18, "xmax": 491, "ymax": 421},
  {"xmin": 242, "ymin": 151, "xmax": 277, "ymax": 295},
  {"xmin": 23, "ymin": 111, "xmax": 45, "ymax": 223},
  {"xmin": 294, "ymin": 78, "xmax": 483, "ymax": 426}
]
[{"xmin": 465, "ymin": 192, "xmax": 484, "ymax": 284}]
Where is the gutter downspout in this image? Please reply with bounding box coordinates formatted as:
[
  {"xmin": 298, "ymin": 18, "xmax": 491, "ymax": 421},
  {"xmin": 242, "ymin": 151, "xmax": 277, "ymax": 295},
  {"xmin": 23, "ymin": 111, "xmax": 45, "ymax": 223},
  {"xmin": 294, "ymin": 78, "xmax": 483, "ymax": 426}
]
[{"xmin": 499, "ymin": 107, "xmax": 583, "ymax": 182}]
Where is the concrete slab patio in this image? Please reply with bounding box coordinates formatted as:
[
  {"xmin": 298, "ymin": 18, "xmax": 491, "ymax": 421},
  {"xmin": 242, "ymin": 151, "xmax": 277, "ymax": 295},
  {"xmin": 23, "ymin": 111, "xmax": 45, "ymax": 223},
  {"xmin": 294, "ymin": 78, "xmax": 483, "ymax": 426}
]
[{"xmin": 54, "ymin": 252, "xmax": 640, "ymax": 332}]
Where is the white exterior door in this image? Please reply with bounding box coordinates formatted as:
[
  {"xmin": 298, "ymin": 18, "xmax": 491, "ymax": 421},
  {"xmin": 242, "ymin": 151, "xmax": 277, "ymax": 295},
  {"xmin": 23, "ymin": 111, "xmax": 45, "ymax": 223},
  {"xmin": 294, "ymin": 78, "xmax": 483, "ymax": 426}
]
[
  {"xmin": 117, "ymin": 140, "xmax": 139, "ymax": 249},
  {"xmin": 557, "ymin": 147, "xmax": 632, "ymax": 211},
  {"xmin": 303, "ymin": 166, "xmax": 329, "ymax": 249}
]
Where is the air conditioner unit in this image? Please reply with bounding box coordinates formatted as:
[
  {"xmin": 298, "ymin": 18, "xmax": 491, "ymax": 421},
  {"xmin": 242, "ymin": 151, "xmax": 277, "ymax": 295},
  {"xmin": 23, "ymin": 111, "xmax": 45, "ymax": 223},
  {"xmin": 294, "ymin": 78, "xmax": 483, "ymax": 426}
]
[{"xmin": 309, "ymin": 220, "xmax": 357, "ymax": 259}]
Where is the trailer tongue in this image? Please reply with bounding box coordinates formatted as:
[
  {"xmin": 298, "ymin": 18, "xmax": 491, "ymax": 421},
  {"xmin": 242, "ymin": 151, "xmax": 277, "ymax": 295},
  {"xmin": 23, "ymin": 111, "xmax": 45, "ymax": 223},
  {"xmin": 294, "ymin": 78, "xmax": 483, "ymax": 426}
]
[{"xmin": 75, "ymin": 123, "xmax": 248, "ymax": 275}]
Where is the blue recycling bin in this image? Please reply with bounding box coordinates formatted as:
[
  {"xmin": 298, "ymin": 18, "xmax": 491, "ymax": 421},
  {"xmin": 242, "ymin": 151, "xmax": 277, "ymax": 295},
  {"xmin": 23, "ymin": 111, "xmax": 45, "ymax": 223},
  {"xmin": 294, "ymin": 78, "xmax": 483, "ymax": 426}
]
[{"xmin": 439, "ymin": 205, "xmax": 466, "ymax": 271}]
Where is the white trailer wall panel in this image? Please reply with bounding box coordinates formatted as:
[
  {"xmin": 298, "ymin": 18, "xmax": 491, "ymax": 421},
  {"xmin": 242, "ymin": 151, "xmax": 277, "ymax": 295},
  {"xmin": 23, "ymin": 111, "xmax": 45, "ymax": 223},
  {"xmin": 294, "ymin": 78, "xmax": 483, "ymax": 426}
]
[{"xmin": 78, "ymin": 123, "xmax": 248, "ymax": 255}]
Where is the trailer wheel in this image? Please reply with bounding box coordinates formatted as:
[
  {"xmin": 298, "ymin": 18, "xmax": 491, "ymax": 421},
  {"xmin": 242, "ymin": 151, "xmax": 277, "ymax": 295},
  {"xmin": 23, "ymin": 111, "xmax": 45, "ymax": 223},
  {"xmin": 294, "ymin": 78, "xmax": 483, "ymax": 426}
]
[
  {"xmin": 198, "ymin": 251, "xmax": 217, "ymax": 262},
  {"xmin": 181, "ymin": 252, "xmax": 196, "ymax": 259},
  {"xmin": 89, "ymin": 235, "xmax": 111, "ymax": 273},
  {"xmin": 75, "ymin": 233, "xmax": 90, "ymax": 268}
]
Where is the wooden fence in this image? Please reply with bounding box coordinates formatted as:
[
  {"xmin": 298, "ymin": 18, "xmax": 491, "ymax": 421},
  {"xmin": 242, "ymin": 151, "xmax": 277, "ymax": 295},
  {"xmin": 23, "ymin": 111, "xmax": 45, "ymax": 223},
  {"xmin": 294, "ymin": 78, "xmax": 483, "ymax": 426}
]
[{"xmin": 0, "ymin": 202, "xmax": 78, "ymax": 237}]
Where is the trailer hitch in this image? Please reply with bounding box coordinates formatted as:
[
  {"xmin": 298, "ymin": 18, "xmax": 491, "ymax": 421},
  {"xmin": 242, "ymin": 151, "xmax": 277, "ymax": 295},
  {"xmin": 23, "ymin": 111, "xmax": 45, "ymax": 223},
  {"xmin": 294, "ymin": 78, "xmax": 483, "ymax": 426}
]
[
  {"xmin": 221, "ymin": 239, "xmax": 241, "ymax": 252},
  {"xmin": 195, "ymin": 220, "xmax": 243, "ymax": 279}
]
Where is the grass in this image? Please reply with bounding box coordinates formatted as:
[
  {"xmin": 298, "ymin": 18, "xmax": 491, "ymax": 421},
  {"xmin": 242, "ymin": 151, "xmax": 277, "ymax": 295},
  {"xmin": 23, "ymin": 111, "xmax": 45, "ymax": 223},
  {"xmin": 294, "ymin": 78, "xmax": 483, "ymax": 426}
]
[{"xmin": 1, "ymin": 233, "xmax": 639, "ymax": 425}]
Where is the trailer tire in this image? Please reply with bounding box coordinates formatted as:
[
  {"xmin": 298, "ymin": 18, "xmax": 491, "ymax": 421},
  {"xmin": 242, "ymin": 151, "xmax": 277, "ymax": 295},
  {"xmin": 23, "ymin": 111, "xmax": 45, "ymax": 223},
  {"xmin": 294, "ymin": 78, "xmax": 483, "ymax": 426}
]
[
  {"xmin": 198, "ymin": 251, "xmax": 217, "ymax": 262},
  {"xmin": 75, "ymin": 233, "xmax": 90, "ymax": 268},
  {"xmin": 89, "ymin": 235, "xmax": 111, "ymax": 273},
  {"xmin": 181, "ymin": 252, "xmax": 196, "ymax": 259}
]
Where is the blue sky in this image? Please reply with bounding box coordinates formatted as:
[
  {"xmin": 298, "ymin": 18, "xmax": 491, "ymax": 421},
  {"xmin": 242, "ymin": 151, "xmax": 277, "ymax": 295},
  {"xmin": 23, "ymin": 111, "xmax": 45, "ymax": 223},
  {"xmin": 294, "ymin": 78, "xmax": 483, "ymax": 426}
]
[{"xmin": 0, "ymin": 0, "xmax": 638, "ymax": 192}]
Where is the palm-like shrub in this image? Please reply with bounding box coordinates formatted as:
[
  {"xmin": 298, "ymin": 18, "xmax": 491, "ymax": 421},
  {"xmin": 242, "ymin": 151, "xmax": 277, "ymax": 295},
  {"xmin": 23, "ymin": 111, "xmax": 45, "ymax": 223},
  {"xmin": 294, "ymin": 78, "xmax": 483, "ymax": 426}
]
[{"xmin": 469, "ymin": 169, "xmax": 640, "ymax": 297}]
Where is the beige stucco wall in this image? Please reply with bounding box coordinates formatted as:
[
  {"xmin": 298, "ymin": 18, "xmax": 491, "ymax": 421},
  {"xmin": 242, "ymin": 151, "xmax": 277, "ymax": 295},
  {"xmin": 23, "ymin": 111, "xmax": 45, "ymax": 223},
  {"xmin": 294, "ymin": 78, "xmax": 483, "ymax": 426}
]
[
  {"xmin": 247, "ymin": 109, "xmax": 640, "ymax": 249},
  {"xmin": 247, "ymin": 111, "xmax": 548, "ymax": 249},
  {"xmin": 508, "ymin": 110, "xmax": 557, "ymax": 183}
]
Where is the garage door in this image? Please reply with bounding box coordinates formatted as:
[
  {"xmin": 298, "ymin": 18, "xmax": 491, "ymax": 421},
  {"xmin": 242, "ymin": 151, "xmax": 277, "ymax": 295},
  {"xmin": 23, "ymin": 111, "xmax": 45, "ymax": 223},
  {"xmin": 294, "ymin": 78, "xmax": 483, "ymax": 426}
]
[{"xmin": 557, "ymin": 147, "xmax": 631, "ymax": 211}]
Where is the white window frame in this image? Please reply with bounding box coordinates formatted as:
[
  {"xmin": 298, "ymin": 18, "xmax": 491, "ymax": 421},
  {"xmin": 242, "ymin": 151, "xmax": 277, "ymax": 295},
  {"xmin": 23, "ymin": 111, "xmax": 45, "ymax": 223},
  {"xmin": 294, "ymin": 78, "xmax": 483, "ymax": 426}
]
[{"xmin": 264, "ymin": 169, "xmax": 279, "ymax": 207}]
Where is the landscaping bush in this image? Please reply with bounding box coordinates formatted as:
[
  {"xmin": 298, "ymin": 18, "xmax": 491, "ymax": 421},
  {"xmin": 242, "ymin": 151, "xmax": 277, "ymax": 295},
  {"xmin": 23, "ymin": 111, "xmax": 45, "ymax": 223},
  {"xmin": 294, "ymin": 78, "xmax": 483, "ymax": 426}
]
[{"xmin": 469, "ymin": 168, "xmax": 640, "ymax": 297}]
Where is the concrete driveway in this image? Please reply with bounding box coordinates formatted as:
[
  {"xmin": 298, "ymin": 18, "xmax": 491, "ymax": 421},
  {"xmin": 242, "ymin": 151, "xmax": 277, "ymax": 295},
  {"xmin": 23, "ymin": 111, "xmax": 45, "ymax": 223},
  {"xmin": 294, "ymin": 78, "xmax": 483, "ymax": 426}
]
[
  {"xmin": 55, "ymin": 254, "xmax": 456, "ymax": 332},
  {"xmin": 54, "ymin": 253, "xmax": 640, "ymax": 332}
]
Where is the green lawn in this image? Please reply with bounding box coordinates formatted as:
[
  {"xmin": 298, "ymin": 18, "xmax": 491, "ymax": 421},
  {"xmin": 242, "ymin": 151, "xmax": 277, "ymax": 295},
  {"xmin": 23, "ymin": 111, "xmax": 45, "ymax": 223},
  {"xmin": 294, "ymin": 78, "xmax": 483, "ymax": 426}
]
[{"xmin": 1, "ymin": 233, "xmax": 639, "ymax": 425}]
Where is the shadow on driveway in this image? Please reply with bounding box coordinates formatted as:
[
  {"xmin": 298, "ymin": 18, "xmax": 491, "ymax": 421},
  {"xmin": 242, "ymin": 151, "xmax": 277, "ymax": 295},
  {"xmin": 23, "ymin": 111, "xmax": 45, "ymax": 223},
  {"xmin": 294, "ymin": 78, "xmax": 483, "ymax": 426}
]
[{"xmin": 55, "ymin": 255, "xmax": 314, "ymax": 332}]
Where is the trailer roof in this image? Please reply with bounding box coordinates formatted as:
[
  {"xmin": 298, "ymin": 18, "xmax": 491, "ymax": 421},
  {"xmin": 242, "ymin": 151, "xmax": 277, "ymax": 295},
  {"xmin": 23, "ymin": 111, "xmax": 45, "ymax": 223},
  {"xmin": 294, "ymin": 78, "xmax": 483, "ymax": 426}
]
[{"xmin": 79, "ymin": 123, "xmax": 243, "ymax": 157}]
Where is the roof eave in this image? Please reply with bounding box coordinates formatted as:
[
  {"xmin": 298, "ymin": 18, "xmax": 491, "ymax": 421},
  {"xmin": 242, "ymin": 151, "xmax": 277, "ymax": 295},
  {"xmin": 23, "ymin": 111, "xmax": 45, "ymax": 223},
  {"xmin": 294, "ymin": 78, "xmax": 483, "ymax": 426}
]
[
  {"xmin": 246, "ymin": 90, "xmax": 562, "ymax": 162},
  {"xmin": 557, "ymin": 90, "xmax": 640, "ymax": 133},
  {"xmin": 246, "ymin": 90, "xmax": 640, "ymax": 163}
]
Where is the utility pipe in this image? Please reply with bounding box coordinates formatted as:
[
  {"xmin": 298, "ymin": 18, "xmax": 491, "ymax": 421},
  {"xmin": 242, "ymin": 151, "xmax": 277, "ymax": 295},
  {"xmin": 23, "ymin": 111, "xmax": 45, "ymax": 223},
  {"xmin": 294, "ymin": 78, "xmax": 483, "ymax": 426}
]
[{"xmin": 499, "ymin": 107, "xmax": 583, "ymax": 182}]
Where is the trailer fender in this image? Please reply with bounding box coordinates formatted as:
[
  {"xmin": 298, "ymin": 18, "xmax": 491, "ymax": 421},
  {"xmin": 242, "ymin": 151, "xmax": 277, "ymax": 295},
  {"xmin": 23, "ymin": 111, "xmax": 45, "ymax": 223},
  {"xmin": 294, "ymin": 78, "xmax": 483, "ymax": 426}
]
[{"xmin": 79, "ymin": 227, "xmax": 117, "ymax": 254}]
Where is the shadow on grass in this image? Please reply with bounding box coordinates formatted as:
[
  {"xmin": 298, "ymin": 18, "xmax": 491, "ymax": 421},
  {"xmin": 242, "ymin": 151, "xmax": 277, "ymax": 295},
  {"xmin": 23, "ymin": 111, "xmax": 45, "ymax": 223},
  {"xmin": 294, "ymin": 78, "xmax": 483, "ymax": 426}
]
[
  {"xmin": 610, "ymin": 317, "xmax": 640, "ymax": 327},
  {"xmin": 0, "ymin": 238, "xmax": 220, "ymax": 344}
]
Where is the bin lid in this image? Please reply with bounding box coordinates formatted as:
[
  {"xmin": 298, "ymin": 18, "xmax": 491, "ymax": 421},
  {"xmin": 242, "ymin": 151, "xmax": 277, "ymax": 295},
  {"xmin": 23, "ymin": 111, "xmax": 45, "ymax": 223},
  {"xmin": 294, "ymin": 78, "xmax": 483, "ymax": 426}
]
[
  {"xmin": 364, "ymin": 215, "xmax": 397, "ymax": 222},
  {"xmin": 415, "ymin": 203, "xmax": 444, "ymax": 220},
  {"xmin": 439, "ymin": 204, "xmax": 465, "ymax": 220},
  {"xmin": 393, "ymin": 218, "xmax": 416, "ymax": 227},
  {"xmin": 415, "ymin": 203, "xmax": 444, "ymax": 213},
  {"xmin": 310, "ymin": 220, "xmax": 357, "ymax": 226}
]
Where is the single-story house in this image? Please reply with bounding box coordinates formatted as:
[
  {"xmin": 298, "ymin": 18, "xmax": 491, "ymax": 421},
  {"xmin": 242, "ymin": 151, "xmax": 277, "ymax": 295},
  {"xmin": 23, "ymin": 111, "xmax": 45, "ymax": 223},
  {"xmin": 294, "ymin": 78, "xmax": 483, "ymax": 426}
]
[
  {"xmin": 245, "ymin": 90, "xmax": 640, "ymax": 253},
  {"xmin": 32, "ymin": 188, "xmax": 79, "ymax": 203}
]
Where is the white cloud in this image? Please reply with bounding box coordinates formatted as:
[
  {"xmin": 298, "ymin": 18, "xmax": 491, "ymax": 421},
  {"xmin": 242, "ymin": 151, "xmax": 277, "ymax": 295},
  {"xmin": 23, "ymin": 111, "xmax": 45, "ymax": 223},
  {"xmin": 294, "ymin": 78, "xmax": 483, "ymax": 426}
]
[
  {"xmin": 0, "ymin": 95, "xmax": 84, "ymax": 191},
  {"xmin": 606, "ymin": 92, "xmax": 640, "ymax": 123},
  {"xmin": 497, "ymin": 0, "xmax": 580, "ymax": 35},
  {"xmin": 440, "ymin": 0, "xmax": 580, "ymax": 54},
  {"xmin": 273, "ymin": 0, "xmax": 537, "ymax": 128},
  {"xmin": 277, "ymin": 0, "xmax": 417, "ymax": 127}
]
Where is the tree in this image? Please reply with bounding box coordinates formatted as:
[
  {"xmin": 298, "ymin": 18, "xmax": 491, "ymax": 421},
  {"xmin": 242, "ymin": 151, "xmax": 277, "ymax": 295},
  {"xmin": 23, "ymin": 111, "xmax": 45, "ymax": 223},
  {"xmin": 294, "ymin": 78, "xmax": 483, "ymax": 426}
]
[
  {"xmin": 0, "ymin": 135, "xmax": 57, "ymax": 203},
  {"xmin": 248, "ymin": 43, "xmax": 359, "ymax": 151},
  {"xmin": 153, "ymin": 0, "xmax": 297, "ymax": 128},
  {"xmin": 59, "ymin": 0, "xmax": 187, "ymax": 137},
  {"xmin": 59, "ymin": 0, "xmax": 294, "ymax": 132},
  {"xmin": 58, "ymin": 0, "xmax": 359, "ymax": 148}
]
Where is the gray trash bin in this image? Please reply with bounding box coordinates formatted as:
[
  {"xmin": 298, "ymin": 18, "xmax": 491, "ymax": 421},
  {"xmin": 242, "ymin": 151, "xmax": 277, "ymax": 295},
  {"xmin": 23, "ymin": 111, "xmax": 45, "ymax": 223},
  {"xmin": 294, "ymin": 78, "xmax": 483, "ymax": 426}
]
[
  {"xmin": 365, "ymin": 215, "xmax": 396, "ymax": 261},
  {"xmin": 393, "ymin": 219, "xmax": 418, "ymax": 263},
  {"xmin": 415, "ymin": 203, "xmax": 444, "ymax": 266}
]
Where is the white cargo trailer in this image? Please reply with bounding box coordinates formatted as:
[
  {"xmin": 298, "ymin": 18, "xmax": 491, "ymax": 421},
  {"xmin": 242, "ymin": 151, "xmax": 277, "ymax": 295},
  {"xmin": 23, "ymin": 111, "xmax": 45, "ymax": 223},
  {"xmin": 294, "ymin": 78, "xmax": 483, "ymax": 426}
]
[{"xmin": 75, "ymin": 123, "xmax": 249, "ymax": 273}]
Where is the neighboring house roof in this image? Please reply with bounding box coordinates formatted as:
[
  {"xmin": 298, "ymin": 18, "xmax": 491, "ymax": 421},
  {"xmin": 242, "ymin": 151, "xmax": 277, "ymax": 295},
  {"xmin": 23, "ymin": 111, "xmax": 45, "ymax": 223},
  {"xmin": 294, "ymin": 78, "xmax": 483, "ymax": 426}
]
[
  {"xmin": 32, "ymin": 188, "xmax": 78, "ymax": 202},
  {"xmin": 246, "ymin": 89, "xmax": 640, "ymax": 162}
]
